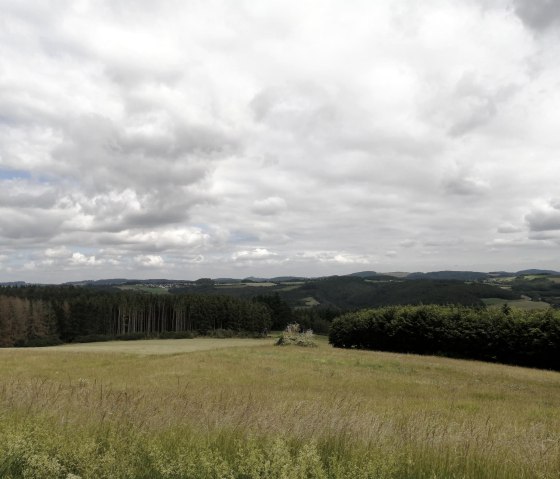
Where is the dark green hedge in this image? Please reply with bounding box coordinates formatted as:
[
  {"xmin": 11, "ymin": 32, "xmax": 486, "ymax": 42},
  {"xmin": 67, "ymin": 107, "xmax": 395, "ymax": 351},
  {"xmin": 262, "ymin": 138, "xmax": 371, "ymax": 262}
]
[{"xmin": 329, "ymin": 305, "xmax": 560, "ymax": 370}]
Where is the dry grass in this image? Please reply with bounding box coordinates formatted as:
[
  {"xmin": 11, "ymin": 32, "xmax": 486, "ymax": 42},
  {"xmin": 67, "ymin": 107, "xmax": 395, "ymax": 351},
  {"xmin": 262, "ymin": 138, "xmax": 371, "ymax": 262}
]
[
  {"xmin": 0, "ymin": 337, "xmax": 560, "ymax": 477},
  {"xmin": 11, "ymin": 337, "xmax": 271, "ymax": 355}
]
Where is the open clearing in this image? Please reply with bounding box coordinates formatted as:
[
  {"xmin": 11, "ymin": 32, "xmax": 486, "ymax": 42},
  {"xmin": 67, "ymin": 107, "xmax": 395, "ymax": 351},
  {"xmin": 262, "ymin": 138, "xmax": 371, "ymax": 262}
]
[
  {"xmin": 482, "ymin": 297, "xmax": 550, "ymax": 310},
  {"xmin": 117, "ymin": 285, "xmax": 170, "ymax": 294},
  {"xmin": 216, "ymin": 282, "xmax": 277, "ymax": 288},
  {"xmin": 17, "ymin": 337, "xmax": 273, "ymax": 355},
  {"xmin": 1, "ymin": 337, "xmax": 559, "ymax": 478}
]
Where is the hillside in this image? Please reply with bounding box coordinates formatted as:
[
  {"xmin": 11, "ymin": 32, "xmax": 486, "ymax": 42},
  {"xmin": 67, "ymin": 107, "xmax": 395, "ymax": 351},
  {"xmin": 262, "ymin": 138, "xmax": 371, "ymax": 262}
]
[{"xmin": 0, "ymin": 339, "xmax": 559, "ymax": 478}]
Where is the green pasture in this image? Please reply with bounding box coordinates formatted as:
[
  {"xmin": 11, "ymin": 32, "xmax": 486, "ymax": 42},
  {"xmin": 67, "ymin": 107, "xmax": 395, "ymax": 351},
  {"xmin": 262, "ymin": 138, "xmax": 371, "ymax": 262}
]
[
  {"xmin": 482, "ymin": 297, "xmax": 550, "ymax": 310},
  {"xmin": 0, "ymin": 337, "xmax": 559, "ymax": 478},
  {"xmin": 216, "ymin": 282, "xmax": 277, "ymax": 288},
  {"xmin": 23, "ymin": 337, "xmax": 271, "ymax": 355}
]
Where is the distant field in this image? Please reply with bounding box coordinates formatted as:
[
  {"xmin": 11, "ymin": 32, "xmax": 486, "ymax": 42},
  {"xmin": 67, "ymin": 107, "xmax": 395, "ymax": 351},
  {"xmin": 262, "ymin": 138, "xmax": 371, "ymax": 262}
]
[
  {"xmin": 301, "ymin": 296, "xmax": 320, "ymax": 306},
  {"xmin": 215, "ymin": 282, "xmax": 277, "ymax": 288},
  {"xmin": 488, "ymin": 276, "xmax": 516, "ymax": 283},
  {"xmin": 482, "ymin": 297, "xmax": 550, "ymax": 310},
  {"xmin": 522, "ymin": 274, "xmax": 549, "ymax": 280},
  {"xmin": 1, "ymin": 337, "xmax": 559, "ymax": 477},
  {"xmin": 20, "ymin": 337, "xmax": 272, "ymax": 355},
  {"xmin": 117, "ymin": 285, "xmax": 170, "ymax": 294},
  {"xmin": 277, "ymin": 284, "xmax": 302, "ymax": 291}
]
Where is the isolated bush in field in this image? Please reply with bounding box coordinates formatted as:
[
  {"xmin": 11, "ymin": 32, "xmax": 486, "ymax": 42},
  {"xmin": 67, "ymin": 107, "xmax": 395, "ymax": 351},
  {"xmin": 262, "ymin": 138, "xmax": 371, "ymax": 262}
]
[{"xmin": 276, "ymin": 323, "xmax": 317, "ymax": 347}]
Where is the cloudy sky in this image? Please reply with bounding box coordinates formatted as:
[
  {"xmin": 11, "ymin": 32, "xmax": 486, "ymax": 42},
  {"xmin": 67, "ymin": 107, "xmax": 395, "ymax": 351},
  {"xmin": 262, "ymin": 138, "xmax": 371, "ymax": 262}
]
[{"xmin": 1, "ymin": 0, "xmax": 560, "ymax": 282}]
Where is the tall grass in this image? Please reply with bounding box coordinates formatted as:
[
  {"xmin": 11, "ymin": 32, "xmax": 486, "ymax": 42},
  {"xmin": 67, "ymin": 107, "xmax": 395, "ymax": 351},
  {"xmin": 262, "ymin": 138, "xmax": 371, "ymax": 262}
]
[{"xmin": 0, "ymin": 338, "xmax": 559, "ymax": 478}]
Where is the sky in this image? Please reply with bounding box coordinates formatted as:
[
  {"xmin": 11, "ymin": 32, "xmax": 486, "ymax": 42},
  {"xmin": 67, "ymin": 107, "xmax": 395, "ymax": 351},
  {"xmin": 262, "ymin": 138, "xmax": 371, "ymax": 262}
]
[{"xmin": 1, "ymin": 0, "xmax": 560, "ymax": 282}]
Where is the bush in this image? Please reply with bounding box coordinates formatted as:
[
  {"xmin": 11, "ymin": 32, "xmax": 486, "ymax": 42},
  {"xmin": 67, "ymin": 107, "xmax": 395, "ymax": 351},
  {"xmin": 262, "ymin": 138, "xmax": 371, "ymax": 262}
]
[
  {"xmin": 276, "ymin": 323, "xmax": 317, "ymax": 347},
  {"xmin": 115, "ymin": 333, "xmax": 148, "ymax": 341},
  {"xmin": 206, "ymin": 328, "xmax": 235, "ymax": 338},
  {"xmin": 329, "ymin": 305, "xmax": 560, "ymax": 370},
  {"xmin": 72, "ymin": 334, "xmax": 114, "ymax": 343},
  {"xmin": 157, "ymin": 331, "xmax": 196, "ymax": 339},
  {"xmin": 13, "ymin": 337, "xmax": 64, "ymax": 347}
]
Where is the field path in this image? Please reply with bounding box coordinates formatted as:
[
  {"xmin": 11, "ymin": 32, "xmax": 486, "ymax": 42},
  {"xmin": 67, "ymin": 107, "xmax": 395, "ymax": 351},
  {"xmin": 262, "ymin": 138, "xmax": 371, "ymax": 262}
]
[{"xmin": 11, "ymin": 337, "xmax": 274, "ymax": 355}]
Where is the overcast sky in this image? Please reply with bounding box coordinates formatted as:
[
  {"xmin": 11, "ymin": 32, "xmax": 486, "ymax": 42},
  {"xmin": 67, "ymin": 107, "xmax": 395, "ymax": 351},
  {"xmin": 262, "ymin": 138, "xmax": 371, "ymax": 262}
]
[{"xmin": 1, "ymin": 0, "xmax": 560, "ymax": 282}]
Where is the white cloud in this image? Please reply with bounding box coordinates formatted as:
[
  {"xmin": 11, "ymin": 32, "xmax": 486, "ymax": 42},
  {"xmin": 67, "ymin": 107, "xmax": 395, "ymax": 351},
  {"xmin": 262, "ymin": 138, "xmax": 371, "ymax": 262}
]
[
  {"xmin": 44, "ymin": 246, "xmax": 71, "ymax": 258},
  {"xmin": 134, "ymin": 254, "xmax": 164, "ymax": 267},
  {"xmin": 232, "ymin": 248, "xmax": 278, "ymax": 262},
  {"xmin": 70, "ymin": 252, "xmax": 98, "ymax": 266}
]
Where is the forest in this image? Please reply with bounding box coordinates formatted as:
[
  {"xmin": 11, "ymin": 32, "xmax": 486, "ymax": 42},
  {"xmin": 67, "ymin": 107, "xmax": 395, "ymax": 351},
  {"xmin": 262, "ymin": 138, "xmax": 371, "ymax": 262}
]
[
  {"xmin": 0, "ymin": 286, "xmax": 271, "ymax": 347},
  {"xmin": 0, "ymin": 275, "xmax": 552, "ymax": 350},
  {"xmin": 329, "ymin": 305, "xmax": 560, "ymax": 370}
]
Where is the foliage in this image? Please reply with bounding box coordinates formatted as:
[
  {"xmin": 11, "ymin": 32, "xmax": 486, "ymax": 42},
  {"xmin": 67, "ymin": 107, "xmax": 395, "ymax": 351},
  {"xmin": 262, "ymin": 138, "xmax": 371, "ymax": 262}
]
[
  {"xmin": 252, "ymin": 293, "xmax": 293, "ymax": 330},
  {"xmin": 0, "ymin": 287, "xmax": 272, "ymax": 347},
  {"xmin": 174, "ymin": 275, "xmax": 520, "ymax": 310},
  {"xmin": 276, "ymin": 323, "xmax": 317, "ymax": 347},
  {"xmin": 329, "ymin": 305, "xmax": 560, "ymax": 370}
]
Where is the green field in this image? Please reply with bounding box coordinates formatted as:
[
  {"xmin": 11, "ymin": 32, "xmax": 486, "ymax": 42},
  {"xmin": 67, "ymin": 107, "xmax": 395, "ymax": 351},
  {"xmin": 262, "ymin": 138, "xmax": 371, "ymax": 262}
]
[
  {"xmin": 117, "ymin": 285, "xmax": 170, "ymax": 294},
  {"xmin": 482, "ymin": 297, "xmax": 550, "ymax": 310},
  {"xmin": 216, "ymin": 282, "xmax": 277, "ymax": 288},
  {"xmin": 1, "ymin": 338, "xmax": 559, "ymax": 478},
  {"xmin": 28, "ymin": 337, "xmax": 271, "ymax": 355},
  {"xmin": 301, "ymin": 296, "xmax": 320, "ymax": 307}
]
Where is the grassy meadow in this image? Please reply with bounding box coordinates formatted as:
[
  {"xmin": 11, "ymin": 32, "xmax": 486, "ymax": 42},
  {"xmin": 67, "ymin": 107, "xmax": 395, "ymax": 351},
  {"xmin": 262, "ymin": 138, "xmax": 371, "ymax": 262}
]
[
  {"xmin": 482, "ymin": 297, "xmax": 551, "ymax": 310},
  {"xmin": 0, "ymin": 337, "xmax": 559, "ymax": 478}
]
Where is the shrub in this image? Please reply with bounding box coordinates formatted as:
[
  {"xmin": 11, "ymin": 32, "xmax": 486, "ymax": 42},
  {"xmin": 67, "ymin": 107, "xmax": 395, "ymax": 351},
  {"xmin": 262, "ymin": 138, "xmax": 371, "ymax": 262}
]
[
  {"xmin": 157, "ymin": 331, "xmax": 197, "ymax": 339},
  {"xmin": 276, "ymin": 323, "xmax": 317, "ymax": 347}
]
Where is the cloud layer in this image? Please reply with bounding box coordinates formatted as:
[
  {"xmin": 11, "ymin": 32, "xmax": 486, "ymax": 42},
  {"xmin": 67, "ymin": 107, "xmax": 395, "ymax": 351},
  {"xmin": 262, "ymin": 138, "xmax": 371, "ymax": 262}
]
[{"xmin": 1, "ymin": 0, "xmax": 560, "ymax": 282}]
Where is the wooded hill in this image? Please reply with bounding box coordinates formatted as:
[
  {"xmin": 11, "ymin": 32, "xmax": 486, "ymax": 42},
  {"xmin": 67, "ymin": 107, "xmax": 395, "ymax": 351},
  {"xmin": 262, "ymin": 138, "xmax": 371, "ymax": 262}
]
[
  {"xmin": 170, "ymin": 276, "xmax": 520, "ymax": 310},
  {"xmin": 0, "ymin": 273, "xmax": 525, "ymax": 346}
]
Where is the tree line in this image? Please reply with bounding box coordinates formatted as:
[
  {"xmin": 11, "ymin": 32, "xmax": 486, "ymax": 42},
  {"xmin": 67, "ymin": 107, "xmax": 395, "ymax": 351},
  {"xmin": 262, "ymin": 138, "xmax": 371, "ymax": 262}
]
[
  {"xmin": 329, "ymin": 305, "xmax": 560, "ymax": 370},
  {"xmin": 0, "ymin": 286, "xmax": 272, "ymax": 347}
]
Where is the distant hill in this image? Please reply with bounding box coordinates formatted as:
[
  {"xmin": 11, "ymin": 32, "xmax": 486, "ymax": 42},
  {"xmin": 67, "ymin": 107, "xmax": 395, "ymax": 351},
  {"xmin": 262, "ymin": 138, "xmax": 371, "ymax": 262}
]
[
  {"xmin": 243, "ymin": 277, "xmax": 269, "ymax": 283},
  {"xmin": 64, "ymin": 278, "xmax": 131, "ymax": 286},
  {"xmin": 382, "ymin": 272, "xmax": 410, "ymax": 278},
  {"xmin": 347, "ymin": 271, "xmax": 378, "ymax": 278},
  {"xmin": 0, "ymin": 281, "xmax": 27, "ymax": 287},
  {"xmin": 515, "ymin": 269, "xmax": 560, "ymax": 276},
  {"xmin": 269, "ymin": 276, "xmax": 308, "ymax": 282},
  {"xmin": 282, "ymin": 276, "xmax": 518, "ymax": 309},
  {"xmin": 407, "ymin": 271, "xmax": 489, "ymax": 281}
]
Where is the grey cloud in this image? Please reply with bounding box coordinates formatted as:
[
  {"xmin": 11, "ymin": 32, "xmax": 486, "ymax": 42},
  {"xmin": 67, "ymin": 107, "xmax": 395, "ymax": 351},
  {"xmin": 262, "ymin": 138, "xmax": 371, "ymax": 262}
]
[
  {"xmin": 0, "ymin": 181, "xmax": 58, "ymax": 208},
  {"xmin": 442, "ymin": 175, "xmax": 489, "ymax": 196},
  {"xmin": 526, "ymin": 204, "xmax": 560, "ymax": 231},
  {"xmin": 514, "ymin": 0, "xmax": 560, "ymax": 32},
  {"xmin": 497, "ymin": 223, "xmax": 523, "ymax": 234},
  {"xmin": 251, "ymin": 82, "xmax": 441, "ymax": 163},
  {"xmin": 528, "ymin": 231, "xmax": 560, "ymax": 241},
  {"xmin": 0, "ymin": 208, "xmax": 67, "ymax": 240},
  {"xmin": 425, "ymin": 72, "xmax": 518, "ymax": 138},
  {"xmin": 447, "ymin": 73, "xmax": 499, "ymax": 136},
  {"xmin": 399, "ymin": 239, "xmax": 417, "ymax": 248},
  {"xmin": 251, "ymin": 197, "xmax": 287, "ymax": 216},
  {"xmin": 52, "ymin": 114, "xmax": 233, "ymax": 190}
]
